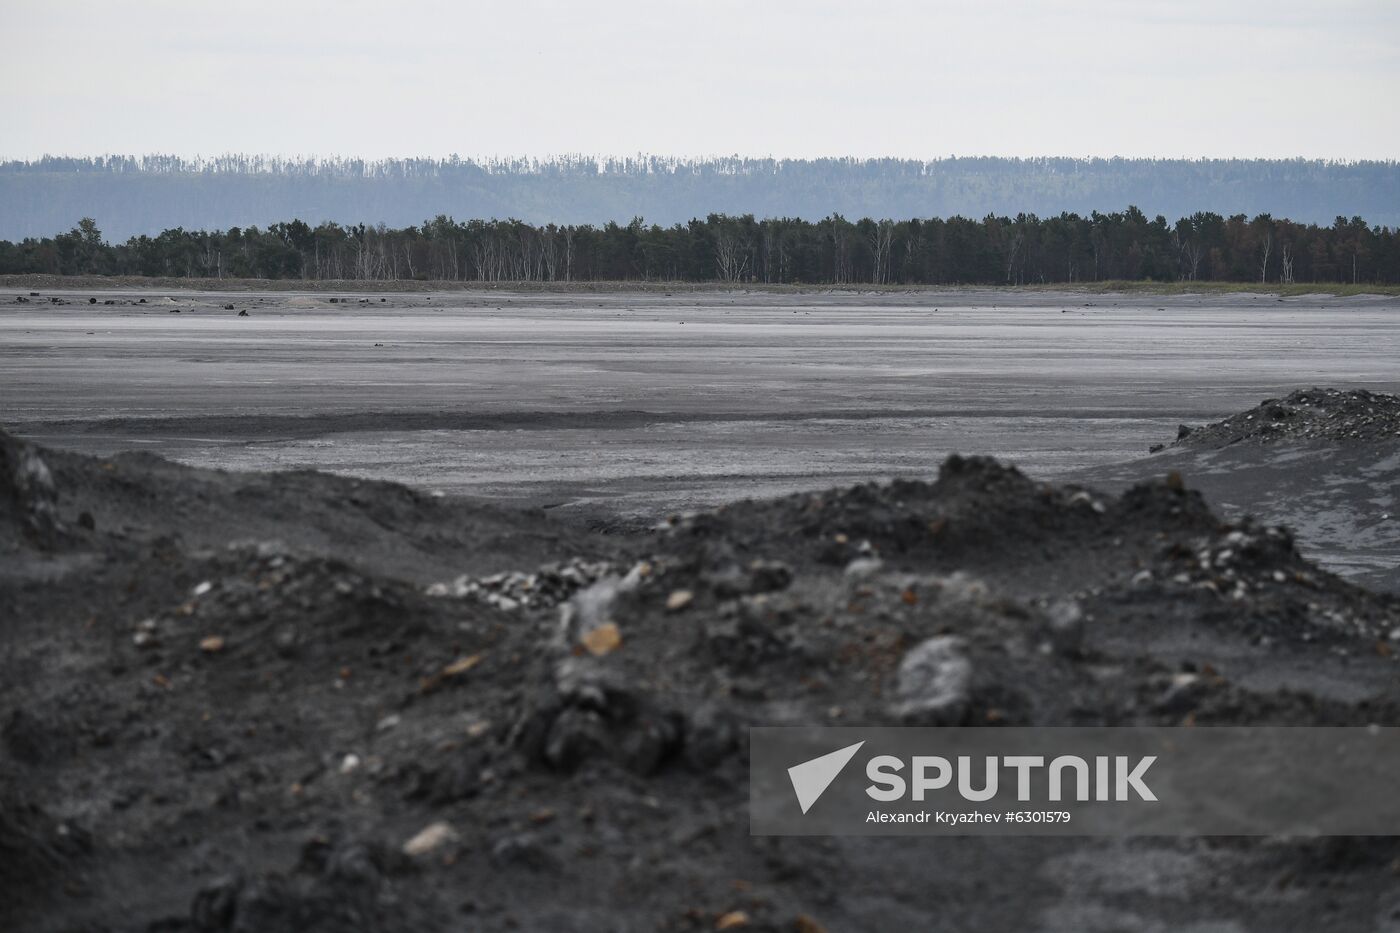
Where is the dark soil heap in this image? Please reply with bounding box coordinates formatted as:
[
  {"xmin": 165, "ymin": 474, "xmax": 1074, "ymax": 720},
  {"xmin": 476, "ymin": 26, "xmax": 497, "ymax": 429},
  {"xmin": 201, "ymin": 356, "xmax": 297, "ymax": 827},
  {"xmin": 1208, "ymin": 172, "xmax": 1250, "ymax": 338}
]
[
  {"xmin": 0, "ymin": 429, "xmax": 63, "ymax": 548},
  {"xmin": 4, "ymin": 426, "xmax": 1400, "ymax": 931},
  {"xmin": 1174, "ymin": 386, "xmax": 1400, "ymax": 448}
]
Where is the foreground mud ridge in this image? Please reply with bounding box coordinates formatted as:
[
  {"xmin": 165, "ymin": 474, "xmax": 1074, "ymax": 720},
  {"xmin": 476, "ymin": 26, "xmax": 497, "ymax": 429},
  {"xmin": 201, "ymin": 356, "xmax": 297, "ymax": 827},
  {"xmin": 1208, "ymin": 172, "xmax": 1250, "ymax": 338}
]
[{"xmin": 5, "ymin": 413, "xmax": 1400, "ymax": 931}]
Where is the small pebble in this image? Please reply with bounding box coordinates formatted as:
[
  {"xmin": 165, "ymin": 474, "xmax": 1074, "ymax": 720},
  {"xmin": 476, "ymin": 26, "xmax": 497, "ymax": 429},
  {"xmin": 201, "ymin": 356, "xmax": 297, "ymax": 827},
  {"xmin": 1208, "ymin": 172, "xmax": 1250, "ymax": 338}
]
[{"xmin": 403, "ymin": 821, "xmax": 459, "ymax": 857}]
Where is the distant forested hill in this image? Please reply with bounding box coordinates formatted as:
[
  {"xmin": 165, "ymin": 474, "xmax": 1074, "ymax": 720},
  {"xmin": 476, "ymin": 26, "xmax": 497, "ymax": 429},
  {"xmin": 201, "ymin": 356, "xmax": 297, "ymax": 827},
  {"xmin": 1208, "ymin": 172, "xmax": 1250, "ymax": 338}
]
[{"xmin": 1, "ymin": 155, "xmax": 1397, "ymax": 240}]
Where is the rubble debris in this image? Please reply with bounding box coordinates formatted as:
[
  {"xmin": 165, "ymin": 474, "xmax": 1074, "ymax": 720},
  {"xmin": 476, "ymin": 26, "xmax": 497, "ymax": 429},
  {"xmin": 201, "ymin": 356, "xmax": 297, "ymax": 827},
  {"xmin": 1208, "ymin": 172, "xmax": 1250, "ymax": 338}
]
[
  {"xmin": 1174, "ymin": 387, "xmax": 1400, "ymax": 448},
  {"xmin": 426, "ymin": 557, "xmax": 617, "ymax": 610}
]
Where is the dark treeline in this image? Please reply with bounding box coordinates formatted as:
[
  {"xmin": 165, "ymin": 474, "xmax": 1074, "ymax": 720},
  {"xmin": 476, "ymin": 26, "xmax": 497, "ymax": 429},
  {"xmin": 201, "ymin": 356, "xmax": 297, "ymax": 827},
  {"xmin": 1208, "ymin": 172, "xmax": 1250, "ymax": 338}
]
[
  {"xmin": 3, "ymin": 208, "xmax": 1396, "ymax": 286},
  {"xmin": 3, "ymin": 155, "xmax": 1398, "ymax": 240}
]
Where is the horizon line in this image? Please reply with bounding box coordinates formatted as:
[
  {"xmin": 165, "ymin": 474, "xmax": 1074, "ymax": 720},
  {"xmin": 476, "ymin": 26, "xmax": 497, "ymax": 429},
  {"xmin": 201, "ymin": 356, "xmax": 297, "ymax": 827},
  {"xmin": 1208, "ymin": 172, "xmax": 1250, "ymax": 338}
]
[{"xmin": 3, "ymin": 152, "xmax": 1397, "ymax": 168}]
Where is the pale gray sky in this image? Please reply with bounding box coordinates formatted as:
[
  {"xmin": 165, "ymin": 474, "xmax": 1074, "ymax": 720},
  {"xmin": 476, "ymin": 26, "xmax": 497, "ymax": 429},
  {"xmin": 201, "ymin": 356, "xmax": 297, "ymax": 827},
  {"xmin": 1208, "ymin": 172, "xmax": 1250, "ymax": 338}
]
[{"xmin": 4, "ymin": 0, "xmax": 1398, "ymax": 161}]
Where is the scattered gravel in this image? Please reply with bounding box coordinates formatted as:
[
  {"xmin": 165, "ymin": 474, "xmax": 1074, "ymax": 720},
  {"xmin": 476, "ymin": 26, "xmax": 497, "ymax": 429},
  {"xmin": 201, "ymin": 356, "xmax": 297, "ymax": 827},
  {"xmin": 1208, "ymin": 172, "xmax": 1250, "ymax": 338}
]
[{"xmin": 425, "ymin": 558, "xmax": 617, "ymax": 610}]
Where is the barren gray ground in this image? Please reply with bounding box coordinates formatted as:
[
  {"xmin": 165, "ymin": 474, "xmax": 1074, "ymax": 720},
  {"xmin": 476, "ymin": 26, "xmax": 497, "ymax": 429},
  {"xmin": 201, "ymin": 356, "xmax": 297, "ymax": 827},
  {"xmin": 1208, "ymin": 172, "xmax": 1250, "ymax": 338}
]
[
  {"xmin": 6, "ymin": 289, "xmax": 1400, "ymax": 490},
  {"xmin": 5, "ymin": 286, "xmax": 1399, "ymax": 577}
]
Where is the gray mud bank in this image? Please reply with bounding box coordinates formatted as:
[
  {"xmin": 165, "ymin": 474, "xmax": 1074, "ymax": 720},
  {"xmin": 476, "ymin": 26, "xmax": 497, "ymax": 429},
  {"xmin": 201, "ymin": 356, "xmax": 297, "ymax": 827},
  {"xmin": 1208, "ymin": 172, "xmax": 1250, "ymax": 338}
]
[{"xmin": 5, "ymin": 288, "xmax": 1400, "ymax": 515}]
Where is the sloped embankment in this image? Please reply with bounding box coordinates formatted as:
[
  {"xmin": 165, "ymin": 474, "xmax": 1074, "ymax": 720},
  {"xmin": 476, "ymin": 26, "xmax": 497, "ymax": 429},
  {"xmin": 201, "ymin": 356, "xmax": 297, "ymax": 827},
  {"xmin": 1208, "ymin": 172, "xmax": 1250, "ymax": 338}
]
[{"xmin": 4, "ymin": 425, "xmax": 1400, "ymax": 931}]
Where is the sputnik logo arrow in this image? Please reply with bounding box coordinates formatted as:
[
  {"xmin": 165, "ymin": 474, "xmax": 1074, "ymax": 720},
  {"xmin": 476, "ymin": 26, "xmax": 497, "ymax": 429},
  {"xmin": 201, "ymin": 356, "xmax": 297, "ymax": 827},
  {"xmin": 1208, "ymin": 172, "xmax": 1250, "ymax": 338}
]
[{"xmin": 787, "ymin": 741, "xmax": 865, "ymax": 814}]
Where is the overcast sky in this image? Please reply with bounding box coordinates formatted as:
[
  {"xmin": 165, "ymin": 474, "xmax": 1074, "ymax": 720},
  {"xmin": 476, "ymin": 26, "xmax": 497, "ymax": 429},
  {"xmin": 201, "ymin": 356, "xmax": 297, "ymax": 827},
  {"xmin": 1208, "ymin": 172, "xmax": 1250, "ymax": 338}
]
[{"xmin": 4, "ymin": 0, "xmax": 1397, "ymax": 162}]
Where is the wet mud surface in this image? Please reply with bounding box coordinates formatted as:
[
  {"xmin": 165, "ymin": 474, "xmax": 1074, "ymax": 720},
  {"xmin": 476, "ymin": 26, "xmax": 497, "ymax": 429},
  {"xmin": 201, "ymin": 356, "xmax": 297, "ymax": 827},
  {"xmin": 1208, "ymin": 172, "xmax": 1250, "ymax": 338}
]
[{"xmin": 6, "ymin": 288, "xmax": 1400, "ymax": 515}]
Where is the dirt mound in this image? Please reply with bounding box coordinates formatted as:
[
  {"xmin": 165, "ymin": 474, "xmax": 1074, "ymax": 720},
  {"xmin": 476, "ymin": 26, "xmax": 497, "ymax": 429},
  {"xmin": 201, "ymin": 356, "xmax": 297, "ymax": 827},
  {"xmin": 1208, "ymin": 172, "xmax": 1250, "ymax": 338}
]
[
  {"xmin": 0, "ymin": 430, "xmax": 63, "ymax": 549},
  {"xmin": 16, "ymin": 432, "xmax": 614, "ymax": 584},
  {"xmin": 6, "ymin": 434, "xmax": 1400, "ymax": 930},
  {"xmin": 1173, "ymin": 386, "xmax": 1400, "ymax": 448},
  {"xmin": 661, "ymin": 455, "xmax": 1221, "ymax": 598}
]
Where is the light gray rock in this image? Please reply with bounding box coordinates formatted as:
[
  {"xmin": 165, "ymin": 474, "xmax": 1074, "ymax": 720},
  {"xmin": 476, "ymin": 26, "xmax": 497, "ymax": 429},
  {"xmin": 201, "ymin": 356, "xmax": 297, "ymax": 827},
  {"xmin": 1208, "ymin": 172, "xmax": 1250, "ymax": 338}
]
[{"xmin": 889, "ymin": 635, "xmax": 972, "ymax": 724}]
